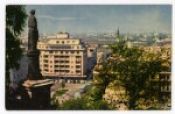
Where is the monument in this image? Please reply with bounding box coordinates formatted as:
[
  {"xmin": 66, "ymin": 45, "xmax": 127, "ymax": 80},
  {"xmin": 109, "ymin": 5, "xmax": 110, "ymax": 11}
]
[
  {"xmin": 27, "ymin": 9, "xmax": 42, "ymax": 80},
  {"xmin": 23, "ymin": 10, "xmax": 54, "ymax": 109}
]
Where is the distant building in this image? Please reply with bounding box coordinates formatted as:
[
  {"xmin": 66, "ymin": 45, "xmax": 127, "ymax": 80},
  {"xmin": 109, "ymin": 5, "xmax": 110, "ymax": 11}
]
[
  {"xmin": 159, "ymin": 72, "xmax": 171, "ymax": 100},
  {"xmin": 96, "ymin": 45, "xmax": 111, "ymax": 65},
  {"xmin": 37, "ymin": 32, "xmax": 87, "ymax": 83},
  {"xmin": 86, "ymin": 44, "xmax": 98, "ymax": 58}
]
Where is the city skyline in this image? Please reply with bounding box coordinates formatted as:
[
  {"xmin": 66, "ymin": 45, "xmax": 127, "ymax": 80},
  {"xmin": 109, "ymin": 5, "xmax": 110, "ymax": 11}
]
[{"xmin": 25, "ymin": 5, "xmax": 172, "ymax": 35}]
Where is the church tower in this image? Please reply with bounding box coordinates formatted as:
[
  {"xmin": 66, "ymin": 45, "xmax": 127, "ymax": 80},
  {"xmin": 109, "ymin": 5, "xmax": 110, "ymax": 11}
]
[
  {"xmin": 116, "ymin": 27, "xmax": 120, "ymax": 42},
  {"xmin": 117, "ymin": 27, "xmax": 120, "ymax": 37}
]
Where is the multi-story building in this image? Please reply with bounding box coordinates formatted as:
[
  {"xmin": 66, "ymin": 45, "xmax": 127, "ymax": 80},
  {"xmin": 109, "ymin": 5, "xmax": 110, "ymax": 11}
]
[
  {"xmin": 37, "ymin": 32, "xmax": 87, "ymax": 83},
  {"xmin": 159, "ymin": 72, "xmax": 171, "ymax": 99}
]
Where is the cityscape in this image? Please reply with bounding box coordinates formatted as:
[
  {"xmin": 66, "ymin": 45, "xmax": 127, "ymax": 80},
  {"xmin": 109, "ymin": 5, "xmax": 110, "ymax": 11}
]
[{"xmin": 6, "ymin": 5, "xmax": 171, "ymax": 110}]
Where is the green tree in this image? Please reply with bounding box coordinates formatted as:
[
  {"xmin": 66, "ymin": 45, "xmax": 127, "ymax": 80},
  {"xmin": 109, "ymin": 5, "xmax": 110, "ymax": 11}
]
[
  {"xmin": 92, "ymin": 35, "xmax": 163, "ymax": 109},
  {"xmin": 60, "ymin": 97, "xmax": 110, "ymax": 110},
  {"xmin": 60, "ymin": 97, "xmax": 87, "ymax": 110},
  {"xmin": 6, "ymin": 5, "xmax": 27, "ymax": 87},
  {"xmin": 6, "ymin": 6, "xmax": 27, "ymax": 109},
  {"xmin": 92, "ymin": 62, "xmax": 116, "ymax": 101},
  {"xmin": 109, "ymin": 40, "xmax": 162, "ymax": 109}
]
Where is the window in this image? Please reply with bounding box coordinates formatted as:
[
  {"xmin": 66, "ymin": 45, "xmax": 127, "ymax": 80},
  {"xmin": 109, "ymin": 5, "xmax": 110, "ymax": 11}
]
[
  {"xmin": 65, "ymin": 61, "xmax": 69, "ymax": 63},
  {"xmin": 76, "ymin": 70, "xmax": 81, "ymax": 73},
  {"xmin": 44, "ymin": 64, "xmax": 48, "ymax": 67},
  {"xmin": 44, "ymin": 69, "xmax": 48, "ymax": 72},
  {"xmin": 44, "ymin": 55, "xmax": 48, "ymax": 58},
  {"xmin": 65, "ymin": 70, "xmax": 69, "ymax": 73},
  {"xmin": 55, "ymin": 60, "xmax": 59, "ymax": 63},
  {"xmin": 76, "ymin": 65, "xmax": 81, "ymax": 68},
  {"xmin": 44, "ymin": 60, "xmax": 48, "ymax": 63},
  {"xmin": 90, "ymin": 49, "xmax": 93, "ymax": 52},
  {"xmin": 62, "ymin": 41, "xmax": 64, "ymax": 44},
  {"xmin": 76, "ymin": 56, "xmax": 81, "ymax": 58},
  {"xmin": 54, "ymin": 56, "xmax": 58, "ymax": 58},
  {"xmin": 56, "ymin": 41, "xmax": 59, "ymax": 43}
]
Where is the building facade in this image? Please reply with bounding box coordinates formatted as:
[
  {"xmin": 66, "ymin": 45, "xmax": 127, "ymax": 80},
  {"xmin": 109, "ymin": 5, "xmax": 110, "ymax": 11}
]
[{"xmin": 37, "ymin": 32, "xmax": 87, "ymax": 82}]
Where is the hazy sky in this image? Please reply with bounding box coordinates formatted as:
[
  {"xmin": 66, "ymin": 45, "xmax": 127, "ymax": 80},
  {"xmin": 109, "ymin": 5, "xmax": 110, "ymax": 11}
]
[{"xmin": 26, "ymin": 5, "xmax": 172, "ymax": 34}]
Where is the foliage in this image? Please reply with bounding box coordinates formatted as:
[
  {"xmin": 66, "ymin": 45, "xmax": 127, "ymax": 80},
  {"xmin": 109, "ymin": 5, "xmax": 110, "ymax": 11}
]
[
  {"xmin": 60, "ymin": 96, "xmax": 111, "ymax": 110},
  {"xmin": 109, "ymin": 39, "xmax": 162, "ymax": 109},
  {"xmin": 6, "ymin": 5, "xmax": 27, "ymax": 109},
  {"xmin": 92, "ymin": 35, "xmax": 163, "ymax": 109},
  {"xmin": 6, "ymin": 5, "xmax": 27, "ymax": 86},
  {"xmin": 60, "ymin": 97, "xmax": 87, "ymax": 110},
  {"xmin": 51, "ymin": 84, "xmax": 112, "ymax": 110},
  {"xmin": 92, "ymin": 62, "xmax": 116, "ymax": 101}
]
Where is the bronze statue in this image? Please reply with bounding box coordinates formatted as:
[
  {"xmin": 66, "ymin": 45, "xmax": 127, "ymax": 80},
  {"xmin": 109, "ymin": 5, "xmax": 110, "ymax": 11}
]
[
  {"xmin": 27, "ymin": 10, "xmax": 42, "ymax": 80},
  {"xmin": 28, "ymin": 9, "xmax": 38, "ymax": 52}
]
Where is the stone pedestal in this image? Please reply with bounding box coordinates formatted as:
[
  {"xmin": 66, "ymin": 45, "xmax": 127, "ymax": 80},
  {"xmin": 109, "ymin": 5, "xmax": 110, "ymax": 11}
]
[
  {"xmin": 27, "ymin": 50, "xmax": 42, "ymax": 80},
  {"xmin": 23, "ymin": 79, "xmax": 54, "ymax": 109}
]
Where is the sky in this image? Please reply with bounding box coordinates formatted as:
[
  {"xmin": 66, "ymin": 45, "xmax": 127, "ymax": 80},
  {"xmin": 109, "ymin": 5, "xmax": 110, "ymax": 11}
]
[{"xmin": 25, "ymin": 5, "xmax": 172, "ymax": 34}]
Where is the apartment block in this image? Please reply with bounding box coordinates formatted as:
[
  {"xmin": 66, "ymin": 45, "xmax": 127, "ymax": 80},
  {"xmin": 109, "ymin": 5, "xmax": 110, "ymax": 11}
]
[{"xmin": 37, "ymin": 32, "xmax": 87, "ymax": 81}]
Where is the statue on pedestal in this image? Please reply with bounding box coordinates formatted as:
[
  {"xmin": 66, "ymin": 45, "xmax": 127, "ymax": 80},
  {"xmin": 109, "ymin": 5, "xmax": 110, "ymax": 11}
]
[
  {"xmin": 27, "ymin": 9, "xmax": 42, "ymax": 80},
  {"xmin": 23, "ymin": 10, "xmax": 53, "ymax": 109}
]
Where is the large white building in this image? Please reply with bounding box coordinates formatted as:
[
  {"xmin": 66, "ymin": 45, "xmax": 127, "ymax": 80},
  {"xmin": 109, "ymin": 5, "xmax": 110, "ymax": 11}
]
[{"xmin": 37, "ymin": 32, "xmax": 87, "ymax": 82}]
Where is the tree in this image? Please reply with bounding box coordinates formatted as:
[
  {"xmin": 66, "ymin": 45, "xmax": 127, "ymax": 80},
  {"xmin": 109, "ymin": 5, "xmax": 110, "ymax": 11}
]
[
  {"xmin": 6, "ymin": 5, "xmax": 27, "ymax": 88},
  {"xmin": 6, "ymin": 5, "xmax": 27, "ymax": 109},
  {"xmin": 109, "ymin": 39, "xmax": 162, "ymax": 109},
  {"xmin": 92, "ymin": 34, "xmax": 163, "ymax": 109},
  {"xmin": 92, "ymin": 62, "xmax": 116, "ymax": 101}
]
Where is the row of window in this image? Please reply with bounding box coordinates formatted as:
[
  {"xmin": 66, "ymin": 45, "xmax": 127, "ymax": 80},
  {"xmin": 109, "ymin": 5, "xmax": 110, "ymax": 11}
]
[
  {"xmin": 42, "ymin": 64, "xmax": 81, "ymax": 68},
  {"xmin": 50, "ymin": 51, "xmax": 81, "ymax": 54},
  {"xmin": 55, "ymin": 65, "xmax": 69, "ymax": 68},
  {"xmin": 43, "ymin": 69, "xmax": 81, "ymax": 73},
  {"xmin": 54, "ymin": 60, "xmax": 69, "ymax": 63},
  {"xmin": 42, "ymin": 60, "xmax": 81, "ymax": 64},
  {"xmin": 42, "ymin": 54, "xmax": 82, "ymax": 58},
  {"xmin": 54, "ymin": 70, "xmax": 70, "ymax": 73},
  {"xmin": 39, "ymin": 44, "xmax": 82, "ymax": 50},
  {"xmin": 54, "ymin": 55, "xmax": 69, "ymax": 58},
  {"xmin": 56, "ymin": 40, "xmax": 77, "ymax": 44},
  {"xmin": 41, "ymin": 52, "xmax": 82, "ymax": 58}
]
